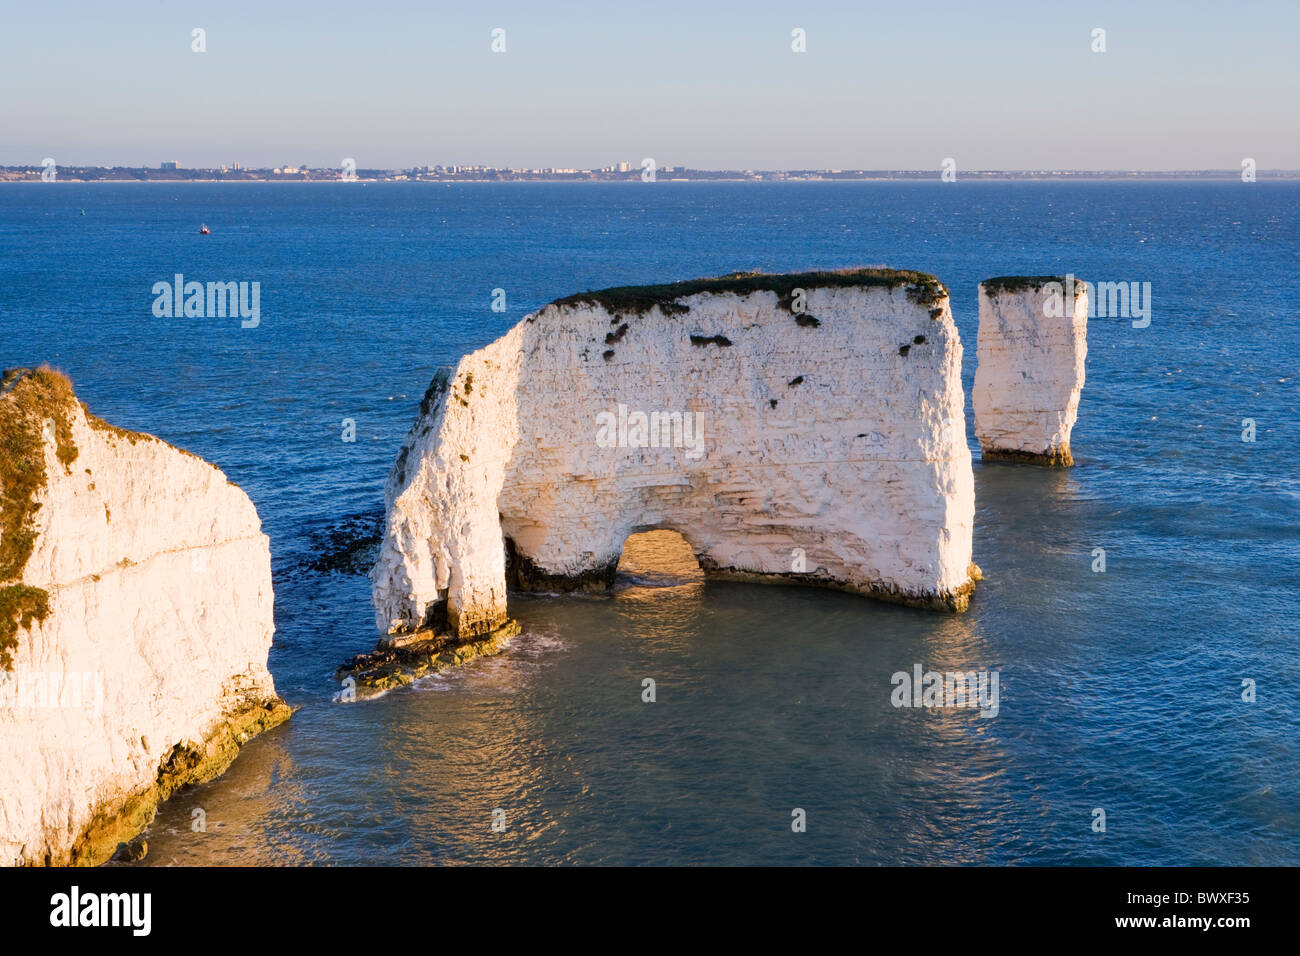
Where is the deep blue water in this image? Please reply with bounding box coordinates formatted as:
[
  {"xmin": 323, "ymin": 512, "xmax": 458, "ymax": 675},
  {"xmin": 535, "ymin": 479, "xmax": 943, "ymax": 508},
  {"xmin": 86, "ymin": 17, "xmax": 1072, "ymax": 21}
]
[{"xmin": 1, "ymin": 181, "xmax": 1296, "ymax": 865}]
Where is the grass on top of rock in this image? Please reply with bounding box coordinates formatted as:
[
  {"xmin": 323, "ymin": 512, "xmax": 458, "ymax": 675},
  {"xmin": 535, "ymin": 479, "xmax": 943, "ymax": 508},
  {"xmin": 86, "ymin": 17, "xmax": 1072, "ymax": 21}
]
[
  {"xmin": 70, "ymin": 383, "xmax": 214, "ymax": 467},
  {"xmin": 981, "ymin": 275, "xmax": 1081, "ymax": 296},
  {"xmin": 82, "ymin": 409, "xmax": 213, "ymax": 468},
  {"xmin": 551, "ymin": 267, "xmax": 947, "ymax": 316}
]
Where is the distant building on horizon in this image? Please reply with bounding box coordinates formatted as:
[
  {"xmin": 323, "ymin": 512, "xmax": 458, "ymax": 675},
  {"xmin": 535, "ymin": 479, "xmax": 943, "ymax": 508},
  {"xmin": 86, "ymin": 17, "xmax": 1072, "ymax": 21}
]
[{"xmin": 160, "ymin": 161, "xmax": 178, "ymax": 170}]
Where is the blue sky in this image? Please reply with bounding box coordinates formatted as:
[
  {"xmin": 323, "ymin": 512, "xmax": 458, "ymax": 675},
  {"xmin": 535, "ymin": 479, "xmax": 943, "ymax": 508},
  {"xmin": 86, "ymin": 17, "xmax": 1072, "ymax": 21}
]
[{"xmin": 2, "ymin": 0, "xmax": 1297, "ymax": 169}]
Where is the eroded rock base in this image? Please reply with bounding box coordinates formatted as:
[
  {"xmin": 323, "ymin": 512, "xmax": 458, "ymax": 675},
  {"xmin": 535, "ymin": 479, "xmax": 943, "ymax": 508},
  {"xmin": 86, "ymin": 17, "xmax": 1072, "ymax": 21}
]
[
  {"xmin": 59, "ymin": 694, "xmax": 290, "ymax": 867},
  {"xmin": 337, "ymin": 619, "xmax": 523, "ymax": 692},
  {"xmin": 980, "ymin": 445, "xmax": 1074, "ymax": 467}
]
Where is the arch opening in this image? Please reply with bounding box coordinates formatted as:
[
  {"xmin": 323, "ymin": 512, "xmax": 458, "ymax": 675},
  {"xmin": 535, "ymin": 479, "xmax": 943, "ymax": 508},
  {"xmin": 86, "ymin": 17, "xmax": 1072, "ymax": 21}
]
[{"xmin": 615, "ymin": 529, "xmax": 704, "ymax": 589}]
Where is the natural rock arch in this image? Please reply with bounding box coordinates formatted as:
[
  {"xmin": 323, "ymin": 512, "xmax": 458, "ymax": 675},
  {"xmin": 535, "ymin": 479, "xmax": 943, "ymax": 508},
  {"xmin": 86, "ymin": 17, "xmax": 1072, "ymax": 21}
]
[
  {"xmin": 613, "ymin": 528, "xmax": 705, "ymax": 585},
  {"xmin": 363, "ymin": 270, "xmax": 979, "ymax": 657}
]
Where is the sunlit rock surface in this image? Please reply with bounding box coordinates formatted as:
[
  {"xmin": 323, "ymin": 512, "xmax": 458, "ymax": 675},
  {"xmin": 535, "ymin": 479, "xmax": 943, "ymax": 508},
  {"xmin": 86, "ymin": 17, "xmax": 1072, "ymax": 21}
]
[
  {"xmin": 0, "ymin": 368, "xmax": 288, "ymax": 866},
  {"xmin": 973, "ymin": 277, "xmax": 1088, "ymax": 466},
  {"xmin": 366, "ymin": 269, "xmax": 980, "ymax": 661}
]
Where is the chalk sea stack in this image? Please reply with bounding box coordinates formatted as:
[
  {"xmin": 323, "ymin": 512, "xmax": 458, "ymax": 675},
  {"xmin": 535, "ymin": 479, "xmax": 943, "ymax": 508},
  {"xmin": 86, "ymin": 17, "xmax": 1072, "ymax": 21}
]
[
  {"xmin": 348, "ymin": 269, "xmax": 981, "ymax": 688},
  {"xmin": 972, "ymin": 276, "xmax": 1088, "ymax": 466},
  {"xmin": 0, "ymin": 368, "xmax": 288, "ymax": 866}
]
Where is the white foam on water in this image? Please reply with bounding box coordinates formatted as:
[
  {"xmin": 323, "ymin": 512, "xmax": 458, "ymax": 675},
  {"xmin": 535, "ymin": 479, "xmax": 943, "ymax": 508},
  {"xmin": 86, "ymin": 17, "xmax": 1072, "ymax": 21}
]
[{"xmin": 408, "ymin": 627, "xmax": 569, "ymax": 696}]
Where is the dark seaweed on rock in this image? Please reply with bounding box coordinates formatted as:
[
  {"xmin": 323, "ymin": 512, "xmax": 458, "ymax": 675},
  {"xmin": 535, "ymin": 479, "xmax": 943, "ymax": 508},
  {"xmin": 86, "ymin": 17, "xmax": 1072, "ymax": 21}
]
[
  {"xmin": 418, "ymin": 368, "xmax": 452, "ymax": 418},
  {"xmin": 302, "ymin": 511, "xmax": 385, "ymax": 576}
]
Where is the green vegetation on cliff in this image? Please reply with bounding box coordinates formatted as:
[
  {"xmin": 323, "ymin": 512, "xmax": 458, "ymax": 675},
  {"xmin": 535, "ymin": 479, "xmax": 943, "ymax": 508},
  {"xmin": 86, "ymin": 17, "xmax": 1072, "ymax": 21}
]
[
  {"xmin": 980, "ymin": 275, "xmax": 1080, "ymax": 296},
  {"xmin": 551, "ymin": 267, "xmax": 947, "ymax": 316},
  {"xmin": 0, "ymin": 367, "xmax": 80, "ymax": 669}
]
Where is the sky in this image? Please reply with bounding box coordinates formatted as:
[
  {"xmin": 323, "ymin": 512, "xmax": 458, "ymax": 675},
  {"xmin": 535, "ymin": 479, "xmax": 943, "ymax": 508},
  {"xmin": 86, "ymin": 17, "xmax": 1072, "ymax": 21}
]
[{"xmin": 2, "ymin": 0, "xmax": 1297, "ymax": 170}]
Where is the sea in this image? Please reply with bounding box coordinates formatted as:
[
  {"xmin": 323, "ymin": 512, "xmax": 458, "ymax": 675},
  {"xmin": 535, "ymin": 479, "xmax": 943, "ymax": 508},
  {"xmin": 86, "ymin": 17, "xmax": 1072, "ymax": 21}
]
[{"xmin": 1, "ymin": 181, "xmax": 1296, "ymax": 865}]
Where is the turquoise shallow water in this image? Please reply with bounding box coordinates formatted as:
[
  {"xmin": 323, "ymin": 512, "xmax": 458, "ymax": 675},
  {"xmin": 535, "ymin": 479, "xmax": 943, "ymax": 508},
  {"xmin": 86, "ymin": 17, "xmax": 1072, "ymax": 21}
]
[{"xmin": 1, "ymin": 181, "xmax": 1296, "ymax": 864}]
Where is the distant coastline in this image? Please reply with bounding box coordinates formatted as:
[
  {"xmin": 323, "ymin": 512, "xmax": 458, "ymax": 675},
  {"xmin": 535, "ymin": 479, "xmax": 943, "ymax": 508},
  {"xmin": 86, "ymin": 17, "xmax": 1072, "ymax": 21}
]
[{"xmin": 4, "ymin": 164, "xmax": 1298, "ymax": 184}]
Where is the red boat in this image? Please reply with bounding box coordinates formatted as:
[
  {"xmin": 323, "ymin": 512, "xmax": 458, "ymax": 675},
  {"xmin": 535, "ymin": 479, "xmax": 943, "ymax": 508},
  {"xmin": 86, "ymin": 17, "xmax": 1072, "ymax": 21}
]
[{"xmin": 199, "ymin": 224, "xmax": 210, "ymax": 235}]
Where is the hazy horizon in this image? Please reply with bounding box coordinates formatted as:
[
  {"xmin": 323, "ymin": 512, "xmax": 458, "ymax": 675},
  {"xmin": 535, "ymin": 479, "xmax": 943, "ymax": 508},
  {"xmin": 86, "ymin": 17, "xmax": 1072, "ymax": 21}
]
[
  {"xmin": 6, "ymin": 161, "xmax": 1300, "ymax": 174},
  {"xmin": 3, "ymin": 0, "xmax": 1297, "ymax": 170}
]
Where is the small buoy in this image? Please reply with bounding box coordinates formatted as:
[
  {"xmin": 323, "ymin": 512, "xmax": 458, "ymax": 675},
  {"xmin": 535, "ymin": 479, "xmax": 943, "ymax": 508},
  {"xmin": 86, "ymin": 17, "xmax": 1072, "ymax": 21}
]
[{"xmin": 80, "ymin": 209, "xmax": 85, "ymax": 216}]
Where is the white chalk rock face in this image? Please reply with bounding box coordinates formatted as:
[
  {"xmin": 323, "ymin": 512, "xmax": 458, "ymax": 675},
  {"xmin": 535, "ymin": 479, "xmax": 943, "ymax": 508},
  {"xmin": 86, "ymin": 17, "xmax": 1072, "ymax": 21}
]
[
  {"xmin": 0, "ymin": 369, "xmax": 288, "ymax": 866},
  {"xmin": 972, "ymin": 277, "xmax": 1088, "ymax": 466},
  {"xmin": 370, "ymin": 270, "xmax": 980, "ymax": 646}
]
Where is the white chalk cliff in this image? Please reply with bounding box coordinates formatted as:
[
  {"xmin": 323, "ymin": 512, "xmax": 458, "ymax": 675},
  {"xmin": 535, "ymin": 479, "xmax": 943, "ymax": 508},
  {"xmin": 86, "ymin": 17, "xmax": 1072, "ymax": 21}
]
[
  {"xmin": 0, "ymin": 368, "xmax": 288, "ymax": 866},
  {"xmin": 367, "ymin": 270, "xmax": 980, "ymax": 661},
  {"xmin": 973, "ymin": 277, "xmax": 1088, "ymax": 466}
]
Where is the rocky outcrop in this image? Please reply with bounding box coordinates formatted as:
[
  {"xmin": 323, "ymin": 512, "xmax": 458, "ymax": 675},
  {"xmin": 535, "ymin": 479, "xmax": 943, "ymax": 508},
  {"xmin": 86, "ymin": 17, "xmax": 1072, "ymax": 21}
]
[
  {"xmin": 0, "ymin": 368, "xmax": 288, "ymax": 866},
  {"xmin": 972, "ymin": 276, "xmax": 1088, "ymax": 466},
  {"xmin": 358, "ymin": 269, "xmax": 979, "ymax": 680}
]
